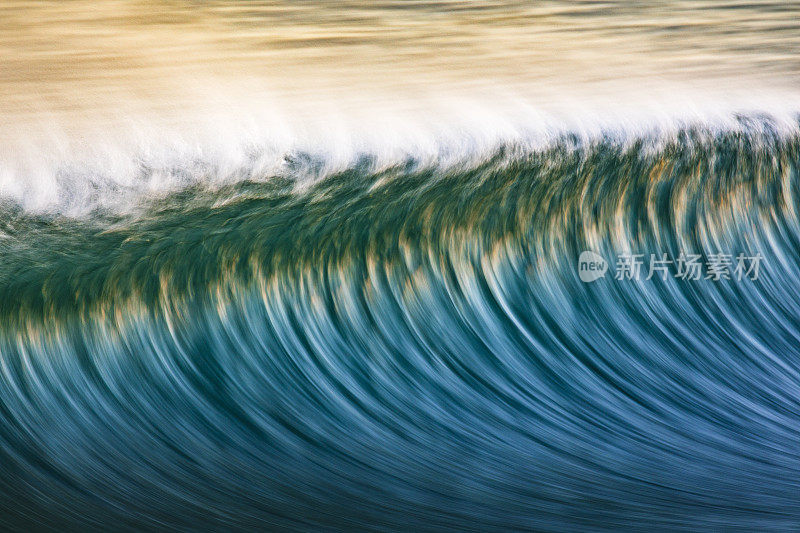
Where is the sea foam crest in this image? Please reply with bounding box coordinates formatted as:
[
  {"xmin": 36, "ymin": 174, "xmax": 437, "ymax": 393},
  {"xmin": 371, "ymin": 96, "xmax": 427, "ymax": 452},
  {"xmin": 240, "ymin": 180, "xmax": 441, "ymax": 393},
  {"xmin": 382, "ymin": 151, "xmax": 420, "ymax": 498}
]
[{"xmin": 1, "ymin": 88, "xmax": 799, "ymax": 217}]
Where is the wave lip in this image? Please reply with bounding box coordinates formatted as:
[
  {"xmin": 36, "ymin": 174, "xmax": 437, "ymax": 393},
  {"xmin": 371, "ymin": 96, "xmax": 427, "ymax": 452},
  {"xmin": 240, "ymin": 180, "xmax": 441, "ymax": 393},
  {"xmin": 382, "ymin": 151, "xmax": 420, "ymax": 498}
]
[{"xmin": 2, "ymin": 96, "xmax": 800, "ymax": 215}]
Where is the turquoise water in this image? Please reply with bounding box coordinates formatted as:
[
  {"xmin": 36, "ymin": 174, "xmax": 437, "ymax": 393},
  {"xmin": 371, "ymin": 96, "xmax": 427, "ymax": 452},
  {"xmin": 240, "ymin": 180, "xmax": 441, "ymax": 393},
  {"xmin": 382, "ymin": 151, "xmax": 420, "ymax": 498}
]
[{"xmin": 3, "ymin": 124, "xmax": 800, "ymax": 530}]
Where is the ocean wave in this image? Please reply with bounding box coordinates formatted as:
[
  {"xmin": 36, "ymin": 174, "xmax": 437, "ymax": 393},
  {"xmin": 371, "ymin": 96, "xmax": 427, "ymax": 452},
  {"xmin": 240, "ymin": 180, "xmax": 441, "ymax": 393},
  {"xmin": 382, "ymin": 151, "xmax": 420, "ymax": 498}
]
[{"xmin": 2, "ymin": 118, "xmax": 800, "ymax": 530}]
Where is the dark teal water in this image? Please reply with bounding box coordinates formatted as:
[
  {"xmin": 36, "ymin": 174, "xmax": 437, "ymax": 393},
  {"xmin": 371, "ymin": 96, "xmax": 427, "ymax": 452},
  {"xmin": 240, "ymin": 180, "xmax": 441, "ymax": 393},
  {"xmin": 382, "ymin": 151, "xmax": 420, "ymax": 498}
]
[{"xmin": 1, "ymin": 120, "xmax": 800, "ymax": 530}]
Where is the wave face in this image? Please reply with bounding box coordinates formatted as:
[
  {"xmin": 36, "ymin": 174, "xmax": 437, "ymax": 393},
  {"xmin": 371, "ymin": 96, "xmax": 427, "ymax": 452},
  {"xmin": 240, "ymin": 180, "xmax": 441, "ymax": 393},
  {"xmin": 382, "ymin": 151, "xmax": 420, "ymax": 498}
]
[{"xmin": 2, "ymin": 120, "xmax": 800, "ymax": 531}]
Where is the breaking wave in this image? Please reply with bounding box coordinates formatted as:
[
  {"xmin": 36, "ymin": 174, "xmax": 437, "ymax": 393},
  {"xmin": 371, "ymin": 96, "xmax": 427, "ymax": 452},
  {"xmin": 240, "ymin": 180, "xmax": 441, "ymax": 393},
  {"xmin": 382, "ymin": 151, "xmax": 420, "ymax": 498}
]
[{"xmin": 2, "ymin": 115, "xmax": 800, "ymax": 530}]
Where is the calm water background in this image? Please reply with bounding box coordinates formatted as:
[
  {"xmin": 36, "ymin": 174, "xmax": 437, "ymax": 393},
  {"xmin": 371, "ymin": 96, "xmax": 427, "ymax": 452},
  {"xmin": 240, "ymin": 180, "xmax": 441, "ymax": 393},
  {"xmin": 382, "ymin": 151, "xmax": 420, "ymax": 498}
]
[{"xmin": 2, "ymin": 1, "xmax": 800, "ymax": 122}]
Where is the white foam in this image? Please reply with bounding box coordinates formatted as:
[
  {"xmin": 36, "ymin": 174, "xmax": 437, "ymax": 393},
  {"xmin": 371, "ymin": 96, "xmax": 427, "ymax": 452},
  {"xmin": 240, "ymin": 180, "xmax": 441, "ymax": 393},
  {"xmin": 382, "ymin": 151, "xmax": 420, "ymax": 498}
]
[{"xmin": 1, "ymin": 81, "xmax": 799, "ymax": 216}]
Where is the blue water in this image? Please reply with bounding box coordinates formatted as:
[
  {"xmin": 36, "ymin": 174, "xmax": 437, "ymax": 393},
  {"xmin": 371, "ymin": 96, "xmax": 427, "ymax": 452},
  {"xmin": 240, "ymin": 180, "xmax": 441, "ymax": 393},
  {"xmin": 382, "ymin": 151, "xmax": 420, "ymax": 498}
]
[{"xmin": 1, "ymin": 122, "xmax": 799, "ymax": 530}]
